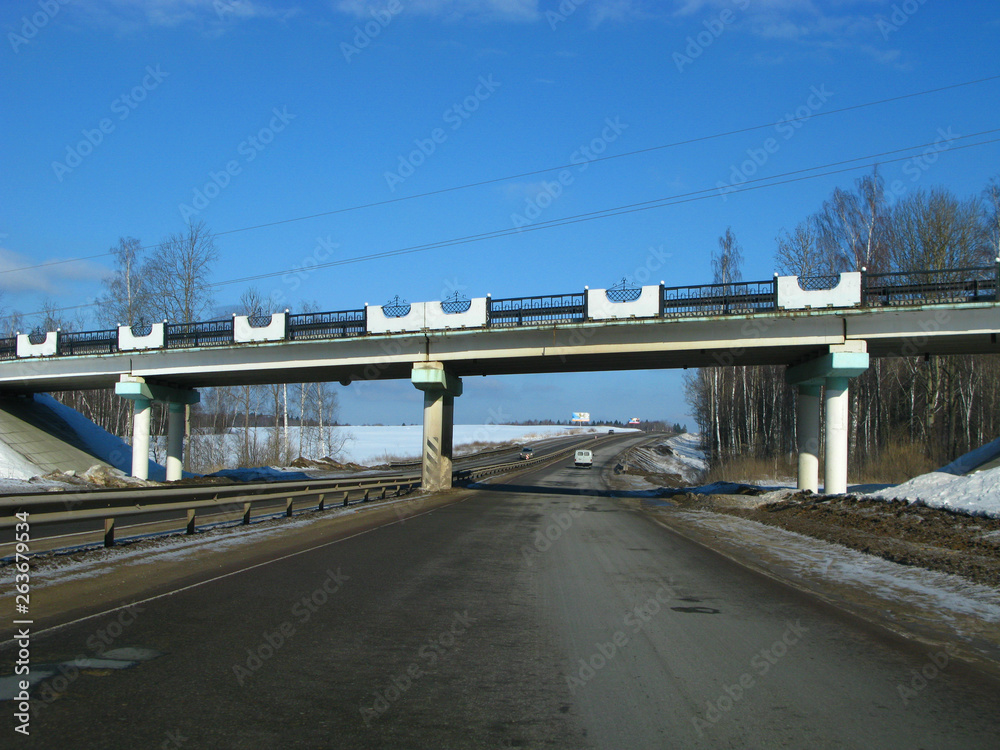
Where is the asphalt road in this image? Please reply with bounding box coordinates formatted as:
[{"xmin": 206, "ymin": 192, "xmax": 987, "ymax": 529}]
[{"xmin": 3, "ymin": 436, "xmax": 999, "ymax": 748}]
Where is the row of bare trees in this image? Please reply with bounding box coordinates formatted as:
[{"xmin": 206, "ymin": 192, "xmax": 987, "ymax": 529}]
[
  {"xmin": 3, "ymin": 221, "xmax": 347, "ymax": 473},
  {"xmin": 686, "ymin": 171, "xmax": 1000, "ymax": 472}
]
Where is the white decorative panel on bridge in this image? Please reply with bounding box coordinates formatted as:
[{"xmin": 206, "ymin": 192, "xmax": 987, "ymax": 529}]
[
  {"xmin": 119, "ymin": 324, "xmax": 165, "ymax": 351},
  {"xmin": 234, "ymin": 313, "xmax": 288, "ymax": 343},
  {"xmin": 587, "ymin": 285, "xmax": 660, "ymax": 320},
  {"xmin": 777, "ymin": 273, "xmax": 861, "ymax": 310}
]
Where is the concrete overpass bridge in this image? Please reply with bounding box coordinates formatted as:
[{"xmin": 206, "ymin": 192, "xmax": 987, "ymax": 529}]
[{"xmin": 1, "ymin": 265, "xmax": 998, "ymax": 493}]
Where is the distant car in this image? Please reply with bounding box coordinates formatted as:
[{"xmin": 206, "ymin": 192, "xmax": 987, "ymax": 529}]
[
  {"xmin": 608, "ymin": 429, "xmax": 615, "ymax": 434},
  {"xmin": 574, "ymin": 449, "xmax": 593, "ymax": 468},
  {"xmin": 520, "ymin": 447, "xmax": 534, "ymax": 460}
]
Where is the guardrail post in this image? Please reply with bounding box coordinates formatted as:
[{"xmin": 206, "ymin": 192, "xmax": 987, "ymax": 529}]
[
  {"xmin": 317, "ymin": 493, "xmax": 325, "ymax": 511},
  {"xmin": 363, "ymin": 489, "xmax": 370, "ymax": 502},
  {"xmin": 342, "ymin": 491, "xmax": 349, "ymax": 507},
  {"xmin": 243, "ymin": 502, "xmax": 252, "ymax": 525},
  {"xmin": 186, "ymin": 509, "xmax": 196, "ymax": 535},
  {"xmin": 378, "ymin": 487, "xmax": 386, "ymax": 500},
  {"xmin": 104, "ymin": 517, "xmax": 115, "ymax": 548},
  {"xmin": 286, "ymin": 497, "xmax": 294, "ymax": 517}
]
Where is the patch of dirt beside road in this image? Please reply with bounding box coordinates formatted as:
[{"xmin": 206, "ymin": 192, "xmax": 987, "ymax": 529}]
[{"xmin": 669, "ymin": 491, "xmax": 1000, "ymax": 589}]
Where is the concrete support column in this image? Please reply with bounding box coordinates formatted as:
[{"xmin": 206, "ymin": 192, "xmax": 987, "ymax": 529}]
[
  {"xmin": 824, "ymin": 376, "xmax": 850, "ymax": 495},
  {"xmin": 796, "ymin": 384, "xmax": 821, "ymax": 493},
  {"xmin": 131, "ymin": 397, "xmax": 151, "ymax": 480},
  {"xmin": 786, "ymin": 342, "xmax": 868, "ymax": 497},
  {"xmin": 166, "ymin": 402, "xmax": 186, "ymax": 482},
  {"xmin": 421, "ymin": 390, "xmax": 454, "ymax": 492},
  {"xmin": 412, "ymin": 362, "xmax": 462, "ymax": 493},
  {"xmin": 116, "ymin": 375, "xmax": 199, "ymax": 480}
]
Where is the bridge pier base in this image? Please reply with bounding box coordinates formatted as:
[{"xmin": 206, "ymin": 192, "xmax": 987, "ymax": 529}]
[
  {"xmin": 787, "ymin": 343, "xmax": 869, "ymax": 496},
  {"xmin": 412, "ymin": 362, "xmax": 462, "ymax": 492},
  {"xmin": 115, "ymin": 376, "xmax": 200, "ymax": 481}
]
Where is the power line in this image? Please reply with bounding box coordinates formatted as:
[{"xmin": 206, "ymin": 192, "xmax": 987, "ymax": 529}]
[
  {"xmin": 3, "ymin": 73, "xmax": 998, "ymax": 278},
  {"xmin": 20, "ymin": 132, "xmax": 999, "ymax": 318},
  {"xmin": 208, "ymin": 132, "xmax": 1000, "ymax": 287}
]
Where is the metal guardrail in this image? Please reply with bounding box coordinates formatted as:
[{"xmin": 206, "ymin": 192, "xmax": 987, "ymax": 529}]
[
  {"xmin": 0, "ymin": 474, "xmax": 421, "ymax": 548},
  {"xmin": 0, "ymin": 434, "xmax": 618, "ymax": 550}
]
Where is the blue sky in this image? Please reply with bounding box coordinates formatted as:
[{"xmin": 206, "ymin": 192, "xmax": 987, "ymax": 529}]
[{"xmin": 1, "ymin": 0, "xmax": 998, "ymax": 427}]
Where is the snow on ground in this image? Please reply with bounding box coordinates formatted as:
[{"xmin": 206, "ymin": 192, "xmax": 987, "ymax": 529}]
[
  {"xmin": 868, "ymin": 466, "xmax": 1000, "ymax": 518},
  {"xmin": 0, "ymin": 439, "xmax": 45, "ymax": 483},
  {"xmin": 0, "ymin": 394, "xmax": 168, "ymax": 483},
  {"xmin": 623, "ymin": 432, "xmax": 707, "ymax": 484}
]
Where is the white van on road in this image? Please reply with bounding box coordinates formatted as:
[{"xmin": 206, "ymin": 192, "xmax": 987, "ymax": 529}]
[{"xmin": 574, "ymin": 449, "xmax": 593, "ymax": 468}]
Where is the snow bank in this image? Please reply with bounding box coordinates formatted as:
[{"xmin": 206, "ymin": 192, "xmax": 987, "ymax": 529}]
[
  {"xmin": 0, "ymin": 395, "xmax": 166, "ymax": 482},
  {"xmin": 868, "ymin": 466, "xmax": 1000, "ymax": 518},
  {"xmin": 623, "ymin": 433, "xmax": 706, "ymax": 484}
]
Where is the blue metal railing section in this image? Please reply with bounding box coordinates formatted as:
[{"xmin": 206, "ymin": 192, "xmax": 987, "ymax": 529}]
[{"xmin": 5, "ymin": 264, "xmax": 998, "ymax": 360}]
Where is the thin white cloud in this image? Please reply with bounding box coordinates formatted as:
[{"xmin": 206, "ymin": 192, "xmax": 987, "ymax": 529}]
[
  {"xmin": 71, "ymin": 0, "xmax": 297, "ymax": 35},
  {"xmin": 334, "ymin": 0, "xmax": 539, "ymax": 23},
  {"xmin": 669, "ymin": 0, "xmax": 908, "ymax": 67},
  {"xmin": 0, "ymin": 248, "xmax": 109, "ymax": 296}
]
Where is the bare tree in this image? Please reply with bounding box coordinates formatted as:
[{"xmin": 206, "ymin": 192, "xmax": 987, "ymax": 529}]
[
  {"xmin": 97, "ymin": 237, "xmax": 151, "ymax": 327},
  {"xmin": 889, "ymin": 189, "xmax": 990, "ymax": 272},
  {"xmin": 144, "ymin": 220, "xmax": 219, "ymax": 324},
  {"xmin": 713, "ymin": 227, "xmax": 743, "ymax": 286},
  {"xmin": 775, "ymin": 220, "xmax": 832, "ymax": 277},
  {"xmin": 814, "ymin": 168, "xmax": 891, "ymax": 272}
]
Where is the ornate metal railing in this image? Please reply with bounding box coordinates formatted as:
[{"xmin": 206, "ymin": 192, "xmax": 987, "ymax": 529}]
[
  {"xmin": 58, "ymin": 329, "xmax": 119, "ymax": 356},
  {"xmin": 441, "ymin": 294, "xmax": 472, "ymax": 314},
  {"xmin": 797, "ymin": 274, "xmax": 840, "ymax": 291},
  {"xmin": 862, "ymin": 266, "xmax": 997, "ymax": 307},
  {"xmin": 288, "ymin": 309, "xmax": 366, "ymax": 340},
  {"xmin": 382, "ymin": 296, "xmax": 411, "ymax": 318},
  {"xmin": 488, "ymin": 293, "xmax": 586, "ymax": 327},
  {"xmin": 5, "ymin": 264, "xmax": 1000, "ymax": 361},
  {"xmin": 605, "ymin": 279, "xmax": 642, "ymax": 303},
  {"xmin": 165, "ymin": 319, "xmax": 235, "ymax": 349},
  {"xmin": 661, "ymin": 279, "xmax": 777, "ymax": 317}
]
